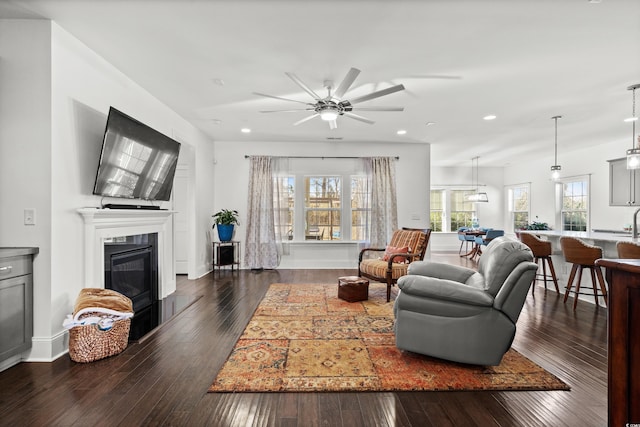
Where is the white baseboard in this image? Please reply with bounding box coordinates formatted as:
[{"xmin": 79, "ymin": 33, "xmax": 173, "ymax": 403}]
[{"xmin": 25, "ymin": 330, "xmax": 68, "ymax": 362}]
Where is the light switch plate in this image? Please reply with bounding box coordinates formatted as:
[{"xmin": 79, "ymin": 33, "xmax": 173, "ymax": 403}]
[{"xmin": 24, "ymin": 208, "xmax": 36, "ymax": 225}]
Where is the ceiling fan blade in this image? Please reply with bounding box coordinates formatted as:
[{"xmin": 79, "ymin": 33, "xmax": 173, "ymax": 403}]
[
  {"xmin": 343, "ymin": 112, "xmax": 375, "ymax": 125},
  {"xmin": 285, "ymin": 72, "xmax": 322, "ymax": 100},
  {"xmin": 328, "ymin": 119, "xmax": 338, "ymax": 130},
  {"xmin": 348, "ymin": 84, "xmax": 405, "ymax": 104},
  {"xmin": 260, "ymin": 109, "xmax": 314, "ymax": 113},
  {"xmin": 353, "ymin": 107, "xmax": 404, "ymax": 112},
  {"xmin": 293, "ymin": 113, "xmax": 319, "ymax": 126},
  {"xmin": 333, "ymin": 67, "xmax": 361, "ymax": 99},
  {"xmin": 253, "ymin": 92, "xmax": 311, "ymax": 105}
]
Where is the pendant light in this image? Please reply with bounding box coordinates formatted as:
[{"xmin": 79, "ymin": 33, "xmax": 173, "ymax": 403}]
[
  {"xmin": 465, "ymin": 156, "xmax": 489, "ymax": 202},
  {"xmin": 550, "ymin": 115, "xmax": 562, "ymax": 180},
  {"xmin": 626, "ymin": 83, "xmax": 640, "ymax": 169}
]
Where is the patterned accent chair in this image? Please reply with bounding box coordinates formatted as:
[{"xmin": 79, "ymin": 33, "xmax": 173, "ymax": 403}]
[{"xmin": 358, "ymin": 228, "xmax": 432, "ymax": 302}]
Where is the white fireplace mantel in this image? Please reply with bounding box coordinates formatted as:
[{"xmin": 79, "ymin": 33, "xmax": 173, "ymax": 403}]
[{"xmin": 77, "ymin": 208, "xmax": 176, "ymax": 298}]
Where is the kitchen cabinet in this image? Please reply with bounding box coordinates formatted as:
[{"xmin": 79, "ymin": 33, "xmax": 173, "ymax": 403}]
[
  {"xmin": 609, "ymin": 157, "xmax": 640, "ymax": 206},
  {"xmin": 0, "ymin": 248, "xmax": 38, "ymax": 364}
]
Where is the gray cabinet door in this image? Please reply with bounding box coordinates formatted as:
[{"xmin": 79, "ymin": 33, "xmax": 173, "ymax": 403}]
[
  {"xmin": 609, "ymin": 158, "xmax": 640, "ymax": 206},
  {"xmin": 0, "ymin": 274, "xmax": 33, "ymax": 361}
]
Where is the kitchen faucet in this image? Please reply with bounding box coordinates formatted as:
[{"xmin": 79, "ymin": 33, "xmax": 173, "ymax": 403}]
[{"xmin": 634, "ymin": 207, "xmax": 640, "ymax": 239}]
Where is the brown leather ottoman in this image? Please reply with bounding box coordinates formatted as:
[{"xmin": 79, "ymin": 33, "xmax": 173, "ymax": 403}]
[{"xmin": 338, "ymin": 276, "xmax": 369, "ymax": 302}]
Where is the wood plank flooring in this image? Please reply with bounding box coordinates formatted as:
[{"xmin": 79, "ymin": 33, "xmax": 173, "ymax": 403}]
[{"xmin": 0, "ymin": 253, "xmax": 608, "ymax": 426}]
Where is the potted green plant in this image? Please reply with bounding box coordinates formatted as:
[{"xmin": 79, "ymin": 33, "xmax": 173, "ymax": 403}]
[
  {"xmin": 212, "ymin": 209, "xmax": 240, "ymax": 242},
  {"xmin": 524, "ymin": 216, "xmax": 551, "ymax": 230}
]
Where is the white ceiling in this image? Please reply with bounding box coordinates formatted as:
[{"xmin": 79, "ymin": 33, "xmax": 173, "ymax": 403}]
[{"xmin": 3, "ymin": 0, "xmax": 640, "ymax": 166}]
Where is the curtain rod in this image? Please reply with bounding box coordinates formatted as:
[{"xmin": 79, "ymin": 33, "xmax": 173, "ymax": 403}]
[
  {"xmin": 432, "ymin": 184, "xmax": 487, "ymax": 187},
  {"xmin": 244, "ymin": 155, "xmax": 399, "ymax": 160}
]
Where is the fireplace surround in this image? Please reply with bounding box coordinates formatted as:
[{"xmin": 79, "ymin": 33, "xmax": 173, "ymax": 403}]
[{"xmin": 77, "ymin": 208, "xmax": 176, "ymax": 301}]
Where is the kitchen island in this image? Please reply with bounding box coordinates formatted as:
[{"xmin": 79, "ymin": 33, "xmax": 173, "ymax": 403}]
[
  {"xmin": 518, "ymin": 229, "xmax": 634, "ymax": 306},
  {"xmin": 518, "ymin": 229, "xmax": 635, "ymax": 258}
]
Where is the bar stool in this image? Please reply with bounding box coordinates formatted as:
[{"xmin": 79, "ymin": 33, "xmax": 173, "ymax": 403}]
[
  {"xmin": 617, "ymin": 241, "xmax": 640, "ymax": 258},
  {"xmin": 519, "ymin": 233, "xmax": 559, "ymax": 294},
  {"xmin": 559, "ymin": 236, "xmax": 607, "ymax": 310}
]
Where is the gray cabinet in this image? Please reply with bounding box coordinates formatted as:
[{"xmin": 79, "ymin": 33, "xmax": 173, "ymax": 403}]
[
  {"xmin": 0, "ymin": 248, "xmax": 38, "ymax": 363},
  {"xmin": 609, "ymin": 157, "xmax": 640, "ymax": 206}
]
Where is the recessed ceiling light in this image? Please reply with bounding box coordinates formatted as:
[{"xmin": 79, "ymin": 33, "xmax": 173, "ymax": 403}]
[
  {"xmin": 624, "ymin": 117, "xmax": 638, "ymax": 122},
  {"xmin": 241, "ymin": 128, "xmax": 251, "ymax": 133},
  {"xmin": 425, "ymin": 122, "xmax": 436, "ymax": 126},
  {"xmin": 483, "ymin": 115, "xmax": 497, "ymax": 121},
  {"xmin": 212, "ymin": 78, "xmax": 225, "ymax": 86},
  {"xmin": 211, "ymin": 119, "xmax": 222, "ymax": 125},
  {"xmin": 397, "ymin": 130, "xmax": 407, "ymax": 135}
]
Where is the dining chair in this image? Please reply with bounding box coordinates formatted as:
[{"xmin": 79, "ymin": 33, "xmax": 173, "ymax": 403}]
[
  {"xmin": 457, "ymin": 227, "xmax": 474, "ymax": 255},
  {"xmin": 472, "ymin": 229, "xmax": 503, "ymax": 259}
]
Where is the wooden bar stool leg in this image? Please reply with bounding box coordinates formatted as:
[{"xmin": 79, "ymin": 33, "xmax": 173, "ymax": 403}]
[
  {"xmin": 595, "ymin": 266, "xmax": 608, "ymax": 306},
  {"xmin": 564, "ymin": 264, "xmax": 578, "ymax": 304},
  {"xmin": 531, "ymin": 258, "xmax": 540, "ymax": 295},
  {"xmin": 589, "ymin": 268, "xmax": 599, "ymax": 307},
  {"xmin": 546, "ymin": 257, "xmax": 560, "ymax": 293},
  {"xmin": 573, "ymin": 266, "xmax": 584, "ymax": 310},
  {"xmin": 541, "ymin": 257, "xmax": 548, "ymax": 290}
]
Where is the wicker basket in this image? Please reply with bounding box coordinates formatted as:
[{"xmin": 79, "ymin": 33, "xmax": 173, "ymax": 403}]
[{"xmin": 68, "ymin": 288, "xmax": 134, "ymax": 363}]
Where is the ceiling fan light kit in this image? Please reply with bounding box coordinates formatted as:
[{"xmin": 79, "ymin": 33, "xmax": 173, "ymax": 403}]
[{"xmin": 255, "ymin": 67, "xmax": 405, "ymax": 129}]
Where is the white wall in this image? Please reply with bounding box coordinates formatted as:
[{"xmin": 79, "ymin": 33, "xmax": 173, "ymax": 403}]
[
  {"xmin": 0, "ymin": 20, "xmax": 215, "ymax": 362},
  {"xmin": 504, "ymin": 137, "xmax": 633, "ymax": 231},
  {"xmin": 213, "ymin": 140, "xmax": 430, "ymax": 269},
  {"xmin": 0, "ymin": 19, "xmax": 53, "ymax": 362}
]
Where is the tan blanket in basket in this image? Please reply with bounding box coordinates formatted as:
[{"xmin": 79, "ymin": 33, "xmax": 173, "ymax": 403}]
[{"xmin": 74, "ymin": 288, "xmax": 133, "ymax": 314}]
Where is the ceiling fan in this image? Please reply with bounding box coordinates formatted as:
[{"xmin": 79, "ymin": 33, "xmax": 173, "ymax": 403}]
[{"xmin": 254, "ymin": 67, "xmax": 405, "ymax": 130}]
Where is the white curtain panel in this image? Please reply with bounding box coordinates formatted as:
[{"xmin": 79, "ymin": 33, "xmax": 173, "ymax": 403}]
[
  {"xmin": 365, "ymin": 157, "xmax": 399, "ymax": 248},
  {"xmin": 244, "ymin": 156, "xmax": 280, "ymax": 269}
]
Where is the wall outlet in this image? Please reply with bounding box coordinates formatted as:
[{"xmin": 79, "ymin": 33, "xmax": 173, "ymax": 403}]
[{"xmin": 24, "ymin": 208, "xmax": 36, "ymax": 226}]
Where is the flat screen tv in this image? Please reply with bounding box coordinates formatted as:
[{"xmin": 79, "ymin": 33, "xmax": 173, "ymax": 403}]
[{"xmin": 93, "ymin": 107, "xmax": 181, "ymax": 202}]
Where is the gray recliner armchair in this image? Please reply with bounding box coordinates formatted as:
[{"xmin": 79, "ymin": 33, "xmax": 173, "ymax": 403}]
[{"xmin": 393, "ymin": 236, "xmax": 537, "ymax": 366}]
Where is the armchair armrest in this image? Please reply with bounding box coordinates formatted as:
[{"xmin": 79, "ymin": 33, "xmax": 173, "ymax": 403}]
[
  {"xmin": 358, "ymin": 247, "xmax": 385, "ymax": 263},
  {"xmin": 385, "ymin": 252, "xmax": 421, "ymax": 268},
  {"xmin": 397, "ymin": 275, "xmax": 494, "ymax": 307},
  {"xmin": 407, "ymin": 261, "xmax": 477, "ymax": 283}
]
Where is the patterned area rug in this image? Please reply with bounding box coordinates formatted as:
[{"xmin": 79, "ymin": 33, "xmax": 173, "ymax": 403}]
[{"xmin": 209, "ymin": 282, "xmax": 570, "ymax": 393}]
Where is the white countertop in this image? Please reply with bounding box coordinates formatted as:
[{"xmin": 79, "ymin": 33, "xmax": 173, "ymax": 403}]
[{"xmin": 520, "ymin": 229, "xmax": 637, "ymax": 243}]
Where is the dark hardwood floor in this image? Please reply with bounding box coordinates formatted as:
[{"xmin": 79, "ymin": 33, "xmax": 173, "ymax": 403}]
[{"xmin": 0, "ymin": 253, "xmax": 607, "ymax": 426}]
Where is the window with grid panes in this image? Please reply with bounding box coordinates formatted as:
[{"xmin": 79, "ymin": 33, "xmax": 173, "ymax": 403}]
[
  {"xmin": 305, "ymin": 176, "xmax": 341, "ymax": 240},
  {"xmin": 562, "ymin": 180, "xmax": 588, "ymax": 231},
  {"xmin": 450, "ymin": 190, "xmax": 476, "ymax": 230},
  {"xmin": 351, "ymin": 176, "xmax": 370, "ymax": 241},
  {"xmin": 274, "ymin": 175, "xmax": 294, "ymax": 240},
  {"xmin": 509, "ymin": 185, "xmax": 530, "ymax": 231},
  {"xmin": 430, "ymin": 189, "xmax": 444, "ymax": 232}
]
